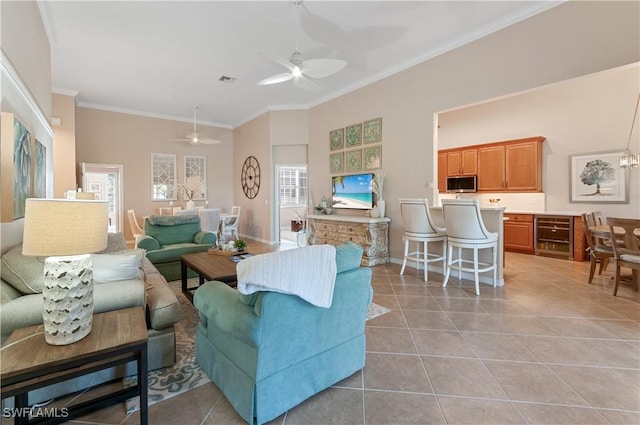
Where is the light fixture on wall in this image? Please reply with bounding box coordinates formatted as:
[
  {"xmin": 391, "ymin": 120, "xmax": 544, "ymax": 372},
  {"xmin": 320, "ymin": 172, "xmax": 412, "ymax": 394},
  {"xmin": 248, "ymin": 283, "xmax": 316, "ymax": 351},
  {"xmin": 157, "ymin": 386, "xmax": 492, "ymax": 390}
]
[
  {"xmin": 22, "ymin": 199, "xmax": 108, "ymax": 345},
  {"xmin": 620, "ymin": 93, "xmax": 640, "ymax": 169}
]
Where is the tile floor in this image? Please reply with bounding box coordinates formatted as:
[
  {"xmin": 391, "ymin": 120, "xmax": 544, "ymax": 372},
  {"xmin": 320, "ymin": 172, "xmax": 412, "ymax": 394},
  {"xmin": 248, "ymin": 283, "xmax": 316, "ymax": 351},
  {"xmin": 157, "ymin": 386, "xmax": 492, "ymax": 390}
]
[{"xmin": 64, "ymin": 253, "xmax": 640, "ymax": 424}]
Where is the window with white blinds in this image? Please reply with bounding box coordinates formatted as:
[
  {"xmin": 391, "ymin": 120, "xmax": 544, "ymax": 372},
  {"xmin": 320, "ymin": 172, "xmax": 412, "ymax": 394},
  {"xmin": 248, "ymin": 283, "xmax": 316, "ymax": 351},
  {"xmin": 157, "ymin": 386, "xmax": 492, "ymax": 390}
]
[{"xmin": 279, "ymin": 166, "xmax": 307, "ymax": 207}]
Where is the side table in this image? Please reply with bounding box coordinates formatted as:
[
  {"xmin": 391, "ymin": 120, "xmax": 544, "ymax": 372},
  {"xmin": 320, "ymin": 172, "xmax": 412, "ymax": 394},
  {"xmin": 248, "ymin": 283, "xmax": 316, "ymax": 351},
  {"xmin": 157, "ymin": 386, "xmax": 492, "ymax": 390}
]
[{"xmin": 1, "ymin": 307, "xmax": 148, "ymax": 425}]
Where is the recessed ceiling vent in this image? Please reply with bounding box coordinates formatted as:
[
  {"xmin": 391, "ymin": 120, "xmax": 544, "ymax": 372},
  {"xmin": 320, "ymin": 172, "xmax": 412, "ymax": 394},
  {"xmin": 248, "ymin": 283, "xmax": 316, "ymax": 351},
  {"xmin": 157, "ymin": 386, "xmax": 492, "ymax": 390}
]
[{"xmin": 218, "ymin": 75, "xmax": 236, "ymax": 83}]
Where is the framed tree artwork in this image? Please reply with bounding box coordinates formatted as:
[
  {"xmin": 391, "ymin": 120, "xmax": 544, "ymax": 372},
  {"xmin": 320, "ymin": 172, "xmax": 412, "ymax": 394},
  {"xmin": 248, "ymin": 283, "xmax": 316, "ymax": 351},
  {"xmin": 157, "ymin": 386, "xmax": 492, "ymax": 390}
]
[{"xmin": 570, "ymin": 150, "xmax": 628, "ymax": 203}]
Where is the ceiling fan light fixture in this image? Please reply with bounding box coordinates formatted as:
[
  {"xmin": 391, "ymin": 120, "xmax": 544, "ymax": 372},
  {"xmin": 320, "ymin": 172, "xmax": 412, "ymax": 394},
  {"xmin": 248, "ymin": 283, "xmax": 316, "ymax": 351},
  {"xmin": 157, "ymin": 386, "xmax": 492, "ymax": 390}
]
[
  {"xmin": 289, "ymin": 51, "xmax": 304, "ymax": 67},
  {"xmin": 620, "ymin": 93, "xmax": 640, "ymax": 169},
  {"xmin": 256, "ymin": 0, "xmax": 347, "ymax": 89},
  {"xmin": 168, "ymin": 106, "xmax": 223, "ymax": 145}
]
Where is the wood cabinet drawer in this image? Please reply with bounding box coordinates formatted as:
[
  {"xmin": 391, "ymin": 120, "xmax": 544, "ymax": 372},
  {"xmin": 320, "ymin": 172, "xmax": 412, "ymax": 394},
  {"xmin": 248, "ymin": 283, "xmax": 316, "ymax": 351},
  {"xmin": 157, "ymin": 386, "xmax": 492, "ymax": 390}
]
[
  {"xmin": 505, "ymin": 213, "xmax": 533, "ymax": 223},
  {"xmin": 309, "ymin": 216, "xmax": 390, "ymax": 266},
  {"xmin": 337, "ymin": 223, "xmax": 363, "ymax": 235}
]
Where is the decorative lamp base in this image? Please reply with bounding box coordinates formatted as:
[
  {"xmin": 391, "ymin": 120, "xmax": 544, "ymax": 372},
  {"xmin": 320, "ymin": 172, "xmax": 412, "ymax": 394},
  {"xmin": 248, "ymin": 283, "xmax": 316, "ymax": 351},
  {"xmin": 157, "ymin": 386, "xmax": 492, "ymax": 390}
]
[{"xmin": 42, "ymin": 254, "xmax": 94, "ymax": 345}]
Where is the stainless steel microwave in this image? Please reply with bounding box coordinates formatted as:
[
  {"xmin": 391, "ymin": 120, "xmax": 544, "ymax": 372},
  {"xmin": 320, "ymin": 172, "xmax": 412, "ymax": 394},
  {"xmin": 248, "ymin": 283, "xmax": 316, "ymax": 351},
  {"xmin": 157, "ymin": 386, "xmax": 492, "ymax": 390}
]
[{"xmin": 446, "ymin": 175, "xmax": 477, "ymax": 193}]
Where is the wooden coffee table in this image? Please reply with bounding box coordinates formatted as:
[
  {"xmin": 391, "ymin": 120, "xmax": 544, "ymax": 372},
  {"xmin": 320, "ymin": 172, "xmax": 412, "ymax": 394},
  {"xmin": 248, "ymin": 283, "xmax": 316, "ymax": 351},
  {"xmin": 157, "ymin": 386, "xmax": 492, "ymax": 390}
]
[
  {"xmin": 181, "ymin": 251, "xmax": 241, "ymax": 302},
  {"xmin": 180, "ymin": 244, "xmax": 290, "ymax": 303},
  {"xmin": 1, "ymin": 307, "xmax": 148, "ymax": 425}
]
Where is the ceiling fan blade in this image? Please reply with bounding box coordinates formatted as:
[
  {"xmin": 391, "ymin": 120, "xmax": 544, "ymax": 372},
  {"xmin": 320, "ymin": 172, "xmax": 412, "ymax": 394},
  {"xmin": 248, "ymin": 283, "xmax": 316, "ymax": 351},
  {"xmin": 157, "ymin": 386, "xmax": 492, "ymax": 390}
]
[
  {"xmin": 198, "ymin": 137, "xmax": 222, "ymax": 145},
  {"xmin": 294, "ymin": 75, "xmax": 322, "ymax": 92},
  {"xmin": 169, "ymin": 138, "xmax": 190, "ymax": 142},
  {"xmin": 257, "ymin": 73, "xmax": 295, "ymax": 86},
  {"xmin": 259, "ymin": 50, "xmax": 297, "ymax": 73},
  {"xmin": 198, "ymin": 138, "xmax": 223, "ymax": 145},
  {"xmin": 302, "ymin": 58, "xmax": 347, "ymax": 79}
]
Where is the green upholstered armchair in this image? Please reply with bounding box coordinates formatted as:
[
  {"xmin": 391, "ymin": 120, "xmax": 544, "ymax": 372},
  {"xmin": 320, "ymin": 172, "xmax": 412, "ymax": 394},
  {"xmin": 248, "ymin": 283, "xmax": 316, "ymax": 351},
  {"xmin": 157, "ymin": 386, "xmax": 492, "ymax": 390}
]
[
  {"xmin": 193, "ymin": 242, "xmax": 372, "ymax": 425},
  {"xmin": 136, "ymin": 214, "xmax": 216, "ymax": 281}
]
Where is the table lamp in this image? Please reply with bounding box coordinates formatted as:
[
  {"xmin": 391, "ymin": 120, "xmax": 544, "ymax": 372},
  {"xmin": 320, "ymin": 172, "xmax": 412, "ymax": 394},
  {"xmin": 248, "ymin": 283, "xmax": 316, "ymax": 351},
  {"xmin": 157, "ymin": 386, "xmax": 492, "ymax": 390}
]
[{"xmin": 22, "ymin": 199, "xmax": 109, "ymax": 345}]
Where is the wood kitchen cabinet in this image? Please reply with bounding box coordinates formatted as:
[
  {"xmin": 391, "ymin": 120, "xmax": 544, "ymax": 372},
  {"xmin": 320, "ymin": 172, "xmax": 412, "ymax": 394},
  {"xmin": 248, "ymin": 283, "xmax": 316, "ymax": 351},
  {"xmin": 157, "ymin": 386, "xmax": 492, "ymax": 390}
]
[
  {"xmin": 505, "ymin": 140, "xmax": 543, "ymax": 191},
  {"xmin": 438, "ymin": 136, "xmax": 544, "ymax": 193},
  {"xmin": 504, "ymin": 213, "xmax": 534, "ymax": 254},
  {"xmin": 477, "ymin": 137, "xmax": 544, "ymax": 192},
  {"xmin": 438, "ymin": 152, "xmax": 448, "ymax": 193},
  {"xmin": 447, "ymin": 148, "xmax": 477, "ymax": 176},
  {"xmin": 477, "ymin": 145, "xmax": 506, "ymax": 191}
]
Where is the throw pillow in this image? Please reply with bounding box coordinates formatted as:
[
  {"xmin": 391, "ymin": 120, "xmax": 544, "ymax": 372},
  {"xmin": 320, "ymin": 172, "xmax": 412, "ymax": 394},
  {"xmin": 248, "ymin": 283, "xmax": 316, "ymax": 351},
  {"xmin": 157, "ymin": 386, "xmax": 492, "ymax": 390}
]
[
  {"xmin": 96, "ymin": 232, "xmax": 127, "ymax": 253},
  {"xmin": 0, "ymin": 245, "xmax": 46, "ymax": 294},
  {"xmin": 91, "ymin": 251, "xmax": 144, "ymax": 284}
]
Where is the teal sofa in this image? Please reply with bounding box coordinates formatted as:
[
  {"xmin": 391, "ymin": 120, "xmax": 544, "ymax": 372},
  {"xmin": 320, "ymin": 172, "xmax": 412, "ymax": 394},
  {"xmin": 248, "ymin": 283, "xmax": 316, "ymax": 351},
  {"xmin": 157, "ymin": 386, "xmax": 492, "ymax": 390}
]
[
  {"xmin": 136, "ymin": 214, "xmax": 216, "ymax": 281},
  {"xmin": 193, "ymin": 242, "xmax": 373, "ymax": 425}
]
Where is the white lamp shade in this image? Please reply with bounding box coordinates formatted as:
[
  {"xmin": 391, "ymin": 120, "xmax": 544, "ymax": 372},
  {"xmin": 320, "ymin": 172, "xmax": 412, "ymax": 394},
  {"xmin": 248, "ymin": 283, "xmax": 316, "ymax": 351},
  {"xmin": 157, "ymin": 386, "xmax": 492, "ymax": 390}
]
[{"xmin": 22, "ymin": 199, "xmax": 109, "ymax": 256}]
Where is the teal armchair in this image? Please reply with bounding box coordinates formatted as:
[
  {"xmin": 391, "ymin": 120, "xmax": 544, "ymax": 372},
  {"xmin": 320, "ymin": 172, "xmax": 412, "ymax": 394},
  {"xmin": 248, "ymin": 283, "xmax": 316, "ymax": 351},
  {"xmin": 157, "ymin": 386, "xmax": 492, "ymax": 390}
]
[
  {"xmin": 136, "ymin": 214, "xmax": 216, "ymax": 281},
  {"xmin": 193, "ymin": 242, "xmax": 372, "ymax": 425}
]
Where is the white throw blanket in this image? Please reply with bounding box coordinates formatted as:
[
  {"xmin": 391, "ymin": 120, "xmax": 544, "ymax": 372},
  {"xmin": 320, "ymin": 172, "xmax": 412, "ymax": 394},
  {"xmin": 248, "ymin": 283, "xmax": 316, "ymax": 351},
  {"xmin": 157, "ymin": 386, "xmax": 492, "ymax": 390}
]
[{"xmin": 237, "ymin": 245, "xmax": 337, "ymax": 308}]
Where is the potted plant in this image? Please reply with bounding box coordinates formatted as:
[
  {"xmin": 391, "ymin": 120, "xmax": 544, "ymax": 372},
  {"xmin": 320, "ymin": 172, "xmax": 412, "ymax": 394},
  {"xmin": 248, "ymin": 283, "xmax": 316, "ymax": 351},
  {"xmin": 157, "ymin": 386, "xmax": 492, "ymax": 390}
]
[
  {"xmin": 176, "ymin": 175, "xmax": 204, "ymax": 210},
  {"xmin": 234, "ymin": 239, "xmax": 247, "ymax": 252}
]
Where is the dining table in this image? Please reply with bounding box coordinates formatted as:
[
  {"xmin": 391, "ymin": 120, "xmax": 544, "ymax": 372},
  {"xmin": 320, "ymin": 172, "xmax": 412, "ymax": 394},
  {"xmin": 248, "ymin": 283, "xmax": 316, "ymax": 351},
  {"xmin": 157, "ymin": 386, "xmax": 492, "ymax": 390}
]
[{"xmin": 589, "ymin": 223, "xmax": 640, "ymax": 239}]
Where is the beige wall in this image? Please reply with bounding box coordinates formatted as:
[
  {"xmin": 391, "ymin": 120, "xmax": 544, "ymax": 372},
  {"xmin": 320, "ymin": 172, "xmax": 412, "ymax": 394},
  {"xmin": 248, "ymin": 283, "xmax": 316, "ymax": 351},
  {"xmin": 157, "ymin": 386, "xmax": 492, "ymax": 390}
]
[
  {"xmin": 1, "ymin": 1, "xmax": 51, "ymax": 119},
  {"xmin": 1, "ymin": 0, "xmax": 53, "ymax": 251},
  {"xmin": 303, "ymin": 1, "xmax": 639, "ymax": 263},
  {"xmin": 269, "ymin": 110, "xmax": 309, "ymax": 146},
  {"xmin": 438, "ymin": 64, "xmax": 640, "ymax": 219},
  {"xmin": 233, "ymin": 113, "xmax": 272, "ymax": 242},
  {"xmin": 75, "ymin": 107, "xmax": 234, "ymax": 241},
  {"xmin": 52, "ymin": 94, "xmax": 77, "ymax": 198}
]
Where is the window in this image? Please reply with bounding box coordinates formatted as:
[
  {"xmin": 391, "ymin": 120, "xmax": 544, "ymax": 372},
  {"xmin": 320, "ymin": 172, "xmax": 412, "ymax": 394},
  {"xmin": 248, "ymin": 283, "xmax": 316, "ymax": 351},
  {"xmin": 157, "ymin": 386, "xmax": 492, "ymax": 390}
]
[
  {"xmin": 183, "ymin": 155, "xmax": 206, "ymax": 200},
  {"xmin": 279, "ymin": 166, "xmax": 307, "ymax": 207},
  {"xmin": 151, "ymin": 153, "xmax": 176, "ymax": 200}
]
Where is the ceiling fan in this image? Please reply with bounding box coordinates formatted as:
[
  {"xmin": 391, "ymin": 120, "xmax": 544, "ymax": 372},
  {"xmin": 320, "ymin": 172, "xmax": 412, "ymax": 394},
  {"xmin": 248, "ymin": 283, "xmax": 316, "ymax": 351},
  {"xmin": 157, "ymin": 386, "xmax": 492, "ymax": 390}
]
[
  {"xmin": 169, "ymin": 106, "xmax": 222, "ymax": 145},
  {"xmin": 256, "ymin": 0, "xmax": 347, "ymax": 90}
]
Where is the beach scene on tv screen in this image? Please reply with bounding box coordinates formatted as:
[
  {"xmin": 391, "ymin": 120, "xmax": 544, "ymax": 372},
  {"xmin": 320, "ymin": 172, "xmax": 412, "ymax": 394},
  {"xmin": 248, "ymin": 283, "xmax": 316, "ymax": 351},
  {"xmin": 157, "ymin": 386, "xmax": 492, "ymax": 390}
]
[{"xmin": 332, "ymin": 174, "xmax": 373, "ymax": 210}]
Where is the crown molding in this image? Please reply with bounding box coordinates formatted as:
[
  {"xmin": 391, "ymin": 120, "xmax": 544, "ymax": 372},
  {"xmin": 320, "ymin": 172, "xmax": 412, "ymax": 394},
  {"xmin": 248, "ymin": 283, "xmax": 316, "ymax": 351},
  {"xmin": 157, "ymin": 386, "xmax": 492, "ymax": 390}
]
[
  {"xmin": 52, "ymin": 87, "xmax": 80, "ymax": 98},
  {"xmin": 37, "ymin": 0, "xmax": 58, "ymax": 45},
  {"xmin": 75, "ymin": 101, "xmax": 233, "ymax": 129},
  {"xmin": 1, "ymin": 50, "xmax": 55, "ymax": 137}
]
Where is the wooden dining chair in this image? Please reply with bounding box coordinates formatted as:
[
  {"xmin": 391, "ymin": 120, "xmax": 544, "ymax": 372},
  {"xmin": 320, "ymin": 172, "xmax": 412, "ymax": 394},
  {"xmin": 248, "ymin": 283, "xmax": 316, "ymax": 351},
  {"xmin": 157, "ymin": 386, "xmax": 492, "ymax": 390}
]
[
  {"xmin": 127, "ymin": 209, "xmax": 144, "ymax": 243},
  {"xmin": 581, "ymin": 213, "xmax": 614, "ymax": 284},
  {"xmin": 608, "ymin": 218, "xmax": 640, "ymax": 296}
]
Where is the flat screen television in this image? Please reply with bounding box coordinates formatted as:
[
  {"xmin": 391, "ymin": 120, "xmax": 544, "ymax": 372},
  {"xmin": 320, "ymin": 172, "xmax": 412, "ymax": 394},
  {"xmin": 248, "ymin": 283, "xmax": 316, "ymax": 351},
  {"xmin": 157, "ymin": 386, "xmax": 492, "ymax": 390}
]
[{"xmin": 331, "ymin": 173, "xmax": 374, "ymax": 210}]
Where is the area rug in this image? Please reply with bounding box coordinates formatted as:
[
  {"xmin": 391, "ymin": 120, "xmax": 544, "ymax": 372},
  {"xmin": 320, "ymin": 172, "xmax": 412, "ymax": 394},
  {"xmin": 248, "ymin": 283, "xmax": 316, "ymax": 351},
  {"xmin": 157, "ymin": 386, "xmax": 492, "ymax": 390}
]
[{"xmin": 126, "ymin": 279, "xmax": 390, "ymax": 413}]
